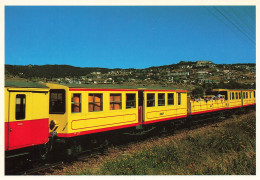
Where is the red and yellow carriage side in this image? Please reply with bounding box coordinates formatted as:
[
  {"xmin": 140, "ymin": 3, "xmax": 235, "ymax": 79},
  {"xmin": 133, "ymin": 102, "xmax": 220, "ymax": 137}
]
[
  {"xmin": 46, "ymin": 83, "xmax": 188, "ymax": 138},
  {"xmin": 46, "ymin": 83, "xmax": 139, "ymax": 138},
  {"xmin": 143, "ymin": 89, "xmax": 187, "ymax": 124},
  {"xmin": 211, "ymin": 89, "xmax": 242, "ymax": 109},
  {"xmin": 242, "ymin": 89, "xmax": 255, "ymax": 107},
  {"xmin": 188, "ymin": 97, "xmax": 227, "ymax": 115},
  {"xmin": 5, "ymin": 82, "xmax": 49, "ymax": 151}
]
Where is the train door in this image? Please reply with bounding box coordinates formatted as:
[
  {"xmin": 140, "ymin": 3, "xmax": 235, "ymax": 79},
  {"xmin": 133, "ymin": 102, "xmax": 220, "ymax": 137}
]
[
  {"xmin": 240, "ymin": 91, "xmax": 243, "ymax": 107},
  {"xmin": 177, "ymin": 92, "xmax": 182, "ymax": 115},
  {"xmin": 7, "ymin": 91, "xmax": 32, "ymax": 150},
  {"xmin": 242, "ymin": 91, "xmax": 245, "ymax": 107},
  {"xmin": 138, "ymin": 90, "xmax": 144, "ymax": 123}
]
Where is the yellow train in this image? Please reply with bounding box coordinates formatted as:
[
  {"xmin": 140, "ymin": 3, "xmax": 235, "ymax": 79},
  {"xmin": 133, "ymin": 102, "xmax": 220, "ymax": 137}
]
[
  {"xmin": 45, "ymin": 83, "xmax": 188, "ymax": 139},
  {"xmin": 5, "ymin": 81, "xmax": 255, "ymax": 161}
]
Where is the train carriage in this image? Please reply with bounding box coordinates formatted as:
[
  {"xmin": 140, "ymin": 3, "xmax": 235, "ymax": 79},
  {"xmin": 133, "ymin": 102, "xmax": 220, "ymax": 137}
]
[
  {"xmin": 242, "ymin": 89, "xmax": 255, "ymax": 107},
  {"xmin": 46, "ymin": 83, "xmax": 140, "ymax": 138},
  {"xmin": 142, "ymin": 89, "xmax": 187, "ymax": 124},
  {"xmin": 5, "ymin": 81, "xmax": 49, "ymax": 158},
  {"xmin": 188, "ymin": 97, "xmax": 227, "ymax": 116},
  {"xmin": 211, "ymin": 89, "xmax": 243, "ymax": 109},
  {"xmin": 46, "ymin": 84, "xmax": 188, "ymax": 136}
]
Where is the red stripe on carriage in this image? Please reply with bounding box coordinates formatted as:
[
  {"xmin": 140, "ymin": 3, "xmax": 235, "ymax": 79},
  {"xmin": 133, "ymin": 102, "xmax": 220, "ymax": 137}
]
[
  {"xmin": 243, "ymin": 103, "xmax": 256, "ymax": 107},
  {"xmin": 57, "ymin": 122, "xmax": 140, "ymax": 137},
  {"xmin": 143, "ymin": 115, "xmax": 187, "ymax": 125}
]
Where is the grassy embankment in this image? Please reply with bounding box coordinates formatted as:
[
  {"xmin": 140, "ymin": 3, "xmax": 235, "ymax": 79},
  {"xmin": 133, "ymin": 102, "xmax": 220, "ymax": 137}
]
[{"xmin": 80, "ymin": 112, "xmax": 255, "ymax": 175}]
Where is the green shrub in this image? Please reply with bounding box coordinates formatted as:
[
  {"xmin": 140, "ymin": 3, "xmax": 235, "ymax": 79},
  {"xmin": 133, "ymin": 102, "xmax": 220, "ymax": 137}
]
[{"xmin": 82, "ymin": 114, "xmax": 255, "ymax": 175}]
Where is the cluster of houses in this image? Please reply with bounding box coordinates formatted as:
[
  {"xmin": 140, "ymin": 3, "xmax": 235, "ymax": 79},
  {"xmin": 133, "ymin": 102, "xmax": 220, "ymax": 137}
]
[{"xmin": 49, "ymin": 61, "xmax": 255, "ymax": 85}]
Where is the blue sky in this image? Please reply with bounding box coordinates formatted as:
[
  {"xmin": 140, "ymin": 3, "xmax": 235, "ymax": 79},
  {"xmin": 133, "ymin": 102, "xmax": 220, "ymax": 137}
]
[{"xmin": 5, "ymin": 6, "xmax": 256, "ymax": 69}]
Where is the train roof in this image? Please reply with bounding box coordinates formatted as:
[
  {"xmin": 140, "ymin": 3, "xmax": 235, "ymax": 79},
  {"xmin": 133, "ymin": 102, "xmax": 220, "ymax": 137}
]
[
  {"xmin": 50, "ymin": 83, "xmax": 187, "ymax": 91},
  {"xmin": 5, "ymin": 81, "xmax": 49, "ymax": 88},
  {"xmin": 212, "ymin": 89, "xmax": 255, "ymax": 92}
]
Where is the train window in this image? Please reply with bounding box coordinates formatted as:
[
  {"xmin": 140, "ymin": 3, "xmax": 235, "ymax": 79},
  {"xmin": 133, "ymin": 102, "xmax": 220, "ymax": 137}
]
[
  {"xmin": 158, "ymin": 93, "xmax": 165, "ymax": 106},
  {"xmin": 220, "ymin": 91, "xmax": 228, "ymax": 100},
  {"xmin": 230, "ymin": 92, "xmax": 232, "ymax": 100},
  {"xmin": 243, "ymin": 92, "xmax": 245, "ymax": 99},
  {"xmin": 236, "ymin": 92, "xmax": 238, "ymax": 99},
  {"xmin": 147, "ymin": 93, "xmax": 155, "ymax": 107},
  {"xmin": 126, "ymin": 93, "xmax": 136, "ymax": 109},
  {"xmin": 246, "ymin": 92, "xmax": 248, "ymax": 99},
  {"xmin": 250, "ymin": 92, "xmax": 251, "ymax": 99},
  {"xmin": 178, "ymin": 93, "xmax": 181, "ymax": 105},
  {"xmin": 254, "ymin": 91, "xmax": 255, "ymax": 98},
  {"xmin": 232, "ymin": 92, "xmax": 234, "ymax": 100},
  {"xmin": 239, "ymin": 92, "xmax": 241, "ymax": 99},
  {"xmin": 168, "ymin": 93, "xmax": 174, "ymax": 105},
  {"xmin": 89, "ymin": 94, "xmax": 103, "ymax": 112},
  {"xmin": 50, "ymin": 89, "xmax": 66, "ymax": 114},
  {"xmin": 16, "ymin": 94, "xmax": 26, "ymax": 120},
  {"xmin": 71, "ymin": 94, "xmax": 81, "ymax": 113},
  {"xmin": 110, "ymin": 94, "xmax": 122, "ymax": 110}
]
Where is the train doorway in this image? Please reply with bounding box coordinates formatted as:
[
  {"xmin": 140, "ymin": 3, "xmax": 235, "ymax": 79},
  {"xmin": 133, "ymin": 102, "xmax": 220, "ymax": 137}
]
[
  {"xmin": 7, "ymin": 92, "xmax": 30, "ymax": 150},
  {"xmin": 138, "ymin": 90, "xmax": 144, "ymax": 123}
]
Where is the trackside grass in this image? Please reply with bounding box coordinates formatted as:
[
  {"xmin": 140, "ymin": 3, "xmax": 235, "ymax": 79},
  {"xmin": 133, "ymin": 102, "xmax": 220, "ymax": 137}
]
[{"xmin": 78, "ymin": 113, "xmax": 255, "ymax": 175}]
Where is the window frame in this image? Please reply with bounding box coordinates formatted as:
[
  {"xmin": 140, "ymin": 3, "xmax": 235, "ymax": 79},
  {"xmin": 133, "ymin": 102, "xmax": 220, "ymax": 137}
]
[
  {"xmin": 158, "ymin": 93, "xmax": 165, "ymax": 106},
  {"xmin": 147, "ymin": 93, "xmax": 155, "ymax": 107},
  {"xmin": 88, "ymin": 93, "xmax": 103, "ymax": 112},
  {"xmin": 16, "ymin": 94, "xmax": 26, "ymax": 120},
  {"xmin": 110, "ymin": 93, "xmax": 122, "ymax": 110},
  {"xmin": 49, "ymin": 89, "xmax": 66, "ymax": 114},
  {"xmin": 71, "ymin": 93, "xmax": 82, "ymax": 113},
  {"xmin": 178, "ymin": 93, "xmax": 181, "ymax": 105},
  {"xmin": 168, "ymin": 93, "xmax": 174, "ymax": 106},
  {"xmin": 126, "ymin": 93, "xmax": 136, "ymax": 109}
]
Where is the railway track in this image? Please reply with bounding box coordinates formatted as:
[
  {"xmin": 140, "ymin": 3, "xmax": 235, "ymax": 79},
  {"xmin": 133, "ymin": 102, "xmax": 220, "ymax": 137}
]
[{"xmin": 6, "ymin": 110, "xmax": 253, "ymax": 175}]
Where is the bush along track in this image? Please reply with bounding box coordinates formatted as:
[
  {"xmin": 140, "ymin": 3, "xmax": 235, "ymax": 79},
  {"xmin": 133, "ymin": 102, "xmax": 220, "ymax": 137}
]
[{"xmin": 80, "ymin": 112, "xmax": 256, "ymax": 175}]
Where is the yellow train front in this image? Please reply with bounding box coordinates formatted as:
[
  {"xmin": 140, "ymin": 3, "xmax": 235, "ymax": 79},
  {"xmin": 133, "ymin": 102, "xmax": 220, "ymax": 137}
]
[{"xmin": 45, "ymin": 83, "xmax": 187, "ymax": 155}]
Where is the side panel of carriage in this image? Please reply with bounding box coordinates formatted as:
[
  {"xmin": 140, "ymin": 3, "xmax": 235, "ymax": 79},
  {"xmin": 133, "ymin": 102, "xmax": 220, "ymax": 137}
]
[
  {"xmin": 5, "ymin": 88, "xmax": 49, "ymax": 151},
  {"xmin": 143, "ymin": 90, "xmax": 187, "ymax": 124},
  {"xmin": 188, "ymin": 99, "xmax": 227, "ymax": 115},
  {"xmin": 46, "ymin": 83, "xmax": 139, "ymax": 138},
  {"xmin": 228, "ymin": 90, "xmax": 242, "ymax": 109},
  {"xmin": 210, "ymin": 89, "xmax": 242, "ymax": 110},
  {"xmin": 242, "ymin": 90, "xmax": 255, "ymax": 107},
  {"xmin": 67, "ymin": 89, "xmax": 139, "ymax": 136}
]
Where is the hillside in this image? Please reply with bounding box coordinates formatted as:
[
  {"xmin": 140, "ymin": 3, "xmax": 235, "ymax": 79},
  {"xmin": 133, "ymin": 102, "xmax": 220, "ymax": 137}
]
[
  {"xmin": 5, "ymin": 64, "xmax": 111, "ymax": 79},
  {"xmin": 5, "ymin": 61, "xmax": 256, "ymax": 91}
]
